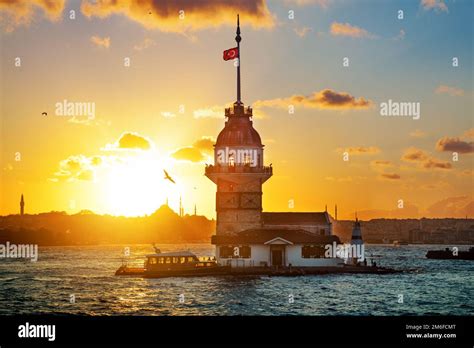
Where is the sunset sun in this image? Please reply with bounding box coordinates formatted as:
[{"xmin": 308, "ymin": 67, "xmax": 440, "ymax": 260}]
[{"xmin": 103, "ymin": 153, "xmax": 180, "ymax": 217}]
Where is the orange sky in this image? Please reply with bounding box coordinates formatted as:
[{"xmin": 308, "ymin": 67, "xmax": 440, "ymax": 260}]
[{"xmin": 0, "ymin": 0, "xmax": 473, "ymax": 219}]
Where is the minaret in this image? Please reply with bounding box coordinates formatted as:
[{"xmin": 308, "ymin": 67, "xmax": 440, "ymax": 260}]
[
  {"xmin": 179, "ymin": 196, "xmax": 183, "ymax": 217},
  {"xmin": 194, "ymin": 204, "xmax": 197, "ymax": 216},
  {"xmin": 205, "ymin": 15, "xmax": 272, "ymax": 236},
  {"xmin": 20, "ymin": 194, "xmax": 25, "ymax": 216}
]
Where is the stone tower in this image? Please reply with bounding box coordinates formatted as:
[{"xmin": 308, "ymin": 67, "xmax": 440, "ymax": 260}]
[{"xmin": 205, "ymin": 15, "xmax": 272, "ymax": 236}]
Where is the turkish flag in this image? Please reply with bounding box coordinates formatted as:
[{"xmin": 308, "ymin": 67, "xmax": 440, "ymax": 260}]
[{"xmin": 223, "ymin": 47, "xmax": 239, "ymax": 61}]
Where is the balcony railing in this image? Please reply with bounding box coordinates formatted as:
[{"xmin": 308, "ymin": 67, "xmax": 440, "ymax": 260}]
[{"xmin": 205, "ymin": 164, "xmax": 272, "ymax": 175}]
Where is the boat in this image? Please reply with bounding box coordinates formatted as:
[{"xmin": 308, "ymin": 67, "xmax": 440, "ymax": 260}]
[
  {"xmin": 115, "ymin": 249, "xmax": 230, "ymax": 278},
  {"xmin": 426, "ymin": 247, "xmax": 474, "ymax": 260}
]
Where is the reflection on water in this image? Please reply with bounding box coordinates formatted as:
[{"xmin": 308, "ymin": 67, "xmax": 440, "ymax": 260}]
[{"xmin": 0, "ymin": 244, "xmax": 472, "ymax": 315}]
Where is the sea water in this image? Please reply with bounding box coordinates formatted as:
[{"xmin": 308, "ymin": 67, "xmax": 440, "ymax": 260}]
[{"xmin": 0, "ymin": 244, "xmax": 472, "ymax": 316}]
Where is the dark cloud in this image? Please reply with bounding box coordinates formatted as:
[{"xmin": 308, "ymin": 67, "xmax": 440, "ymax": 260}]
[
  {"xmin": 81, "ymin": 0, "xmax": 274, "ymax": 33},
  {"xmin": 402, "ymin": 147, "xmax": 428, "ymax": 162},
  {"xmin": 255, "ymin": 89, "xmax": 372, "ymax": 110},
  {"xmin": 423, "ymin": 159, "xmax": 452, "ymax": 169},
  {"xmin": 436, "ymin": 136, "xmax": 474, "ymax": 154},
  {"xmin": 402, "ymin": 147, "xmax": 452, "ymax": 170},
  {"xmin": 371, "ymin": 160, "xmax": 393, "ymax": 167},
  {"xmin": 379, "ymin": 173, "xmax": 400, "ymax": 180}
]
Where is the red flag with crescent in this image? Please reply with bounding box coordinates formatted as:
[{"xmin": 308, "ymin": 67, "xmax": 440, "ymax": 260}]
[{"xmin": 223, "ymin": 47, "xmax": 239, "ymax": 61}]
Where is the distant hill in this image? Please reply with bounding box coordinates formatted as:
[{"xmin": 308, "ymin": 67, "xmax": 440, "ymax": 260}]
[
  {"xmin": 333, "ymin": 218, "xmax": 474, "ymax": 244},
  {"xmin": 0, "ymin": 205, "xmax": 216, "ymax": 246}
]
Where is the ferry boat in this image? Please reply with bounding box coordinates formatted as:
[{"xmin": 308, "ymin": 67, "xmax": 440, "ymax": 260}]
[
  {"xmin": 426, "ymin": 247, "xmax": 474, "ymax": 260},
  {"xmin": 115, "ymin": 249, "xmax": 230, "ymax": 278}
]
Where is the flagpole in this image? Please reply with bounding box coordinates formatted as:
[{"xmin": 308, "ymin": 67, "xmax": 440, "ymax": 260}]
[{"xmin": 236, "ymin": 14, "xmax": 242, "ymax": 105}]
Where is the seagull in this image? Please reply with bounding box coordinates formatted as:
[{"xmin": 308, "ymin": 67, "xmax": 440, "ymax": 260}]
[
  {"xmin": 42, "ymin": 112, "xmax": 47, "ymax": 116},
  {"xmin": 163, "ymin": 169, "xmax": 176, "ymax": 184}
]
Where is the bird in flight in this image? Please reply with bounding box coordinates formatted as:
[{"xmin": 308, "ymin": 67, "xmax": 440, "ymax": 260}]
[
  {"xmin": 42, "ymin": 112, "xmax": 47, "ymax": 116},
  {"xmin": 163, "ymin": 169, "xmax": 176, "ymax": 184}
]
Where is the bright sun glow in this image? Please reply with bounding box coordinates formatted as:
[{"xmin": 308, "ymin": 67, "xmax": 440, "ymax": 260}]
[{"xmin": 102, "ymin": 153, "xmax": 181, "ymax": 217}]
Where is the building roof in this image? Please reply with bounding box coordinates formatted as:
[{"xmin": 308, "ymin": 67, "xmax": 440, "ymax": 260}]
[
  {"xmin": 215, "ymin": 104, "xmax": 262, "ymax": 147},
  {"xmin": 212, "ymin": 228, "xmax": 340, "ymax": 245},
  {"xmin": 262, "ymin": 212, "xmax": 330, "ymax": 225}
]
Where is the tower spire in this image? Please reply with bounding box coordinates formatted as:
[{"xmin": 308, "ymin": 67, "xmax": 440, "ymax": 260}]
[{"xmin": 235, "ymin": 14, "xmax": 242, "ymax": 105}]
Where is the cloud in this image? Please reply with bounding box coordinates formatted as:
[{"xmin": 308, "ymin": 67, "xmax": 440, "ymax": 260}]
[
  {"xmin": 464, "ymin": 128, "xmax": 474, "ymax": 138},
  {"xmin": 371, "ymin": 160, "xmax": 393, "ymax": 167},
  {"xmin": 402, "ymin": 147, "xmax": 452, "ymax": 170},
  {"xmin": 379, "ymin": 173, "xmax": 401, "ymax": 180},
  {"xmin": 427, "ymin": 196, "xmax": 473, "ymax": 218},
  {"xmin": 171, "ymin": 146, "xmax": 205, "ymax": 162},
  {"xmin": 294, "ymin": 26, "xmax": 312, "ymax": 37},
  {"xmin": 103, "ymin": 132, "xmax": 153, "ymax": 151},
  {"xmin": 409, "ymin": 129, "xmax": 427, "ymax": 138},
  {"xmin": 52, "ymin": 155, "xmax": 98, "ymax": 182},
  {"xmin": 254, "ymin": 89, "xmax": 372, "ymax": 111},
  {"xmin": 337, "ymin": 146, "xmax": 381, "ymax": 155},
  {"xmin": 436, "ymin": 137, "xmax": 474, "ymax": 154},
  {"xmin": 90, "ymin": 35, "xmax": 111, "ymax": 48},
  {"xmin": 171, "ymin": 136, "xmax": 215, "ymax": 162},
  {"xmin": 459, "ymin": 169, "xmax": 474, "ymax": 177},
  {"xmin": 422, "ymin": 159, "xmax": 452, "ymax": 169},
  {"xmin": 0, "ymin": 0, "xmax": 65, "ymax": 32},
  {"xmin": 134, "ymin": 38, "xmax": 155, "ymax": 51},
  {"xmin": 393, "ymin": 29, "xmax": 405, "ymax": 41},
  {"xmin": 435, "ymin": 85, "xmax": 465, "ymax": 96},
  {"xmin": 421, "ymin": 0, "xmax": 448, "ymax": 13},
  {"xmin": 284, "ymin": 0, "xmax": 331, "ymax": 7},
  {"xmin": 329, "ymin": 22, "xmax": 375, "ymax": 39},
  {"xmin": 402, "ymin": 147, "xmax": 429, "ymax": 162},
  {"xmin": 80, "ymin": 0, "xmax": 275, "ymax": 33},
  {"xmin": 355, "ymin": 202, "xmax": 420, "ymax": 219},
  {"xmin": 161, "ymin": 111, "xmax": 176, "ymax": 118},
  {"xmin": 325, "ymin": 176, "xmax": 355, "ymax": 182},
  {"xmin": 193, "ymin": 105, "xmax": 224, "ymax": 119},
  {"xmin": 193, "ymin": 137, "xmax": 215, "ymax": 153}
]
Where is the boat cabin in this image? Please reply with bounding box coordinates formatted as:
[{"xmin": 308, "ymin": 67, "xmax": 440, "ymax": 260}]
[{"xmin": 145, "ymin": 251, "xmax": 216, "ymax": 272}]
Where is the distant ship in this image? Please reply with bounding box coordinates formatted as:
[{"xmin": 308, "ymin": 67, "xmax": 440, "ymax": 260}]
[{"xmin": 426, "ymin": 247, "xmax": 474, "ymax": 260}]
